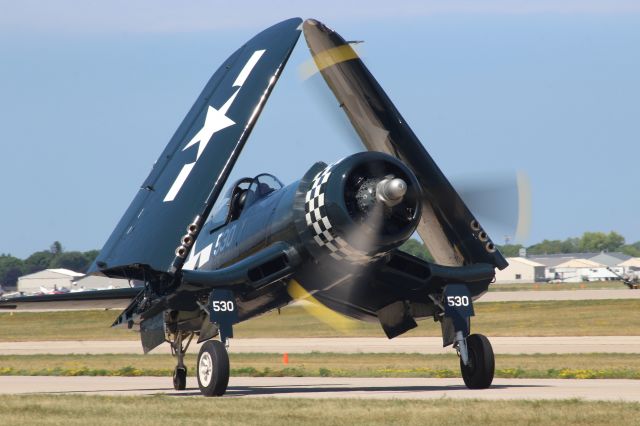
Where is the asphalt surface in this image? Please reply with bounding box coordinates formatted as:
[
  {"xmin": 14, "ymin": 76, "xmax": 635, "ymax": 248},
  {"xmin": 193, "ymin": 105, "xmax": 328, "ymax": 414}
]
[
  {"xmin": 1, "ymin": 336, "xmax": 638, "ymax": 355},
  {"xmin": 1, "ymin": 376, "xmax": 639, "ymax": 401}
]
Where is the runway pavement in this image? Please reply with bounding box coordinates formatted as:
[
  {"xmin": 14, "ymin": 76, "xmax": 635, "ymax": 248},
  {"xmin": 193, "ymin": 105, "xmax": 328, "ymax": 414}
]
[
  {"xmin": 1, "ymin": 376, "xmax": 639, "ymax": 401},
  {"xmin": 1, "ymin": 336, "xmax": 638, "ymax": 355}
]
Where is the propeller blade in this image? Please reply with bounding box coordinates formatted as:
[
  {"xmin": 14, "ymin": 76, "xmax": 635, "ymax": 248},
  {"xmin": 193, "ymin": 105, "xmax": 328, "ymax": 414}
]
[
  {"xmin": 286, "ymin": 279, "xmax": 357, "ymax": 332},
  {"xmin": 454, "ymin": 171, "xmax": 531, "ymax": 244},
  {"xmin": 300, "ymin": 73, "xmax": 364, "ymax": 152}
]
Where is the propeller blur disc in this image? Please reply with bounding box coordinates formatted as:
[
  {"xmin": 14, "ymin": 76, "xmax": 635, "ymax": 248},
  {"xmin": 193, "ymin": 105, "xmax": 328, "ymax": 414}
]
[
  {"xmin": 454, "ymin": 171, "xmax": 532, "ymax": 244},
  {"xmin": 286, "ymin": 279, "xmax": 356, "ymax": 333}
]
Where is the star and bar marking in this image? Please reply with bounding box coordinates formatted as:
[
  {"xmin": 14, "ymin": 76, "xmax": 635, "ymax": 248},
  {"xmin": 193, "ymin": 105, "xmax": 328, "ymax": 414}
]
[{"xmin": 163, "ymin": 49, "xmax": 266, "ymax": 203}]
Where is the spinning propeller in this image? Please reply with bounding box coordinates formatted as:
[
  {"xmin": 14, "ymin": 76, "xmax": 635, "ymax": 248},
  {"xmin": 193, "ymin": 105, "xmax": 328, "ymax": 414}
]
[
  {"xmin": 300, "ymin": 19, "xmax": 530, "ymax": 255},
  {"xmin": 285, "ymin": 19, "xmax": 531, "ymax": 331}
]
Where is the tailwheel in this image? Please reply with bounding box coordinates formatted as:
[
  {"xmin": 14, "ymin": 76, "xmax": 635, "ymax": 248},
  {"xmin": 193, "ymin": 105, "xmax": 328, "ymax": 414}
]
[
  {"xmin": 173, "ymin": 367, "xmax": 187, "ymax": 390},
  {"xmin": 460, "ymin": 334, "xmax": 495, "ymax": 389},
  {"xmin": 197, "ymin": 340, "xmax": 230, "ymax": 397}
]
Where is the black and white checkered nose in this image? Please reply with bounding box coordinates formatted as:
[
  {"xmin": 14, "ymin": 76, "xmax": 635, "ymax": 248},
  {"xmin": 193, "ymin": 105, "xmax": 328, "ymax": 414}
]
[
  {"xmin": 300, "ymin": 152, "xmax": 422, "ymax": 266},
  {"xmin": 304, "ymin": 165, "xmax": 372, "ymax": 264}
]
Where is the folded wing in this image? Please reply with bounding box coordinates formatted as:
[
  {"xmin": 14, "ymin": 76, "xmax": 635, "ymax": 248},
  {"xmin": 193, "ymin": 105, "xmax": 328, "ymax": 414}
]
[
  {"xmin": 92, "ymin": 18, "xmax": 303, "ymax": 279},
  {"xmin": 303, "ymin": 19, "xmax": 506, "ymax": 269}
]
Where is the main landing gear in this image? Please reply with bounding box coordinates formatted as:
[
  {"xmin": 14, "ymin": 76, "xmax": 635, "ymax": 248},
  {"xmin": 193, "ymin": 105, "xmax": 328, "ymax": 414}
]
[
  {"xmin": 169, "ymin": 331, "xmax": 231, "ymax": 396},
  {"xmin": 197, "ymin": 340, "xmax": 230, "ymax": 396},
  {"xmin": 441, "ymin": 284, "xmax": 495, "ymax": 389},
  {"xmin": 457, "ymin": 333, "xmax": 495, "ymax": 389}
]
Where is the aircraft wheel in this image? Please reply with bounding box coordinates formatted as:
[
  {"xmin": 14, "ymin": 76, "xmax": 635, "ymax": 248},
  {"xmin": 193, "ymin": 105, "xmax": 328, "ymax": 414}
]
[
  {"xmin": 460, "ymin": 334, "xmax": 495, "ymax": 389},
  {"xmin": 197, "ymin": 340, "xmax": 230, "ymax": 397},
  {"xmin": 173, "ymin": 367, "xmax": 187, "ymax": 390}
]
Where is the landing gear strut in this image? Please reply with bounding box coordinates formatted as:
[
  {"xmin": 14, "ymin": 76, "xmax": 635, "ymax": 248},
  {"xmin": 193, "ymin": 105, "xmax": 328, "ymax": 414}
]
[
  {"xmin": 458, "ymin": 333, "xmax": 494, "ymax": 389},
  {"xmin": 197, "ymin": 340, "xmax": 230, "ymax": 396},
  {"xmin": 440, "ymin": 284, "xmax": 495, "ymax": 389},
  {"xmin": 170, "ymin": 332, "xmax": 193, "ymax": 391}
]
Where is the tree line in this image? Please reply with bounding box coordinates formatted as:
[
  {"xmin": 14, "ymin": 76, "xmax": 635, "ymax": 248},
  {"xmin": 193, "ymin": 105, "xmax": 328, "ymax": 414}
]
[
  {"xmin": 499, "ymin": 231, "xmax": 640, "ymax": 258},
  {"xmin": 0, "ymin": 241, "xmax": 98, "ymax": 288},
  {"xmin": 2, "ymin": 232, "xmax": 638, "ymax": 288},
  {"xmin": 401, "ymin": 231, "xmax": 639, "ymax": 261}
]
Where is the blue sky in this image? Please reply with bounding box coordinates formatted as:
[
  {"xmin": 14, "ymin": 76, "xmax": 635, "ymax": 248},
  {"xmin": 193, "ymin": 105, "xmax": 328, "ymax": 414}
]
[{"xmin": 0, "ymin": 1, "xmax": 638, "ymax": 258}]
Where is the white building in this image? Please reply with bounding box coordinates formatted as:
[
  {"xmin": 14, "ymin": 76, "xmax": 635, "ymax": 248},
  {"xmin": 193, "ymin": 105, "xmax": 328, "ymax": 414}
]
[
  {"xmin": 71, "ymin": 274, "xmax": 134, "ymax": 291},
  {"xmin": 619, "ymin": 257, "xmax": 640, "ymax": 272},
  {"xmin": 551, "ymin": 259, "xmax": 619, "ymax": 282},
  {"xmin": 495, "ymin": 257, "xmax": 546, "ymax": 283},
  {"xmin": 18, "ymin": 268, "xmax": 83, "ymax": 293},
  {"xmin": 17, "ymin": 269, "xmax": 134, "ymax": 294},
  {"xmin": 618, "ymin": 258, "xmax": 640, "ymax": 282}
]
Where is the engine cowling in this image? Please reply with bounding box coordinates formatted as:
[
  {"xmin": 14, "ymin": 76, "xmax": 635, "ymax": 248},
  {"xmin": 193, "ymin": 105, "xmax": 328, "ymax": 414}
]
[{"xmin": 295, "ymin": 152, "xmax": 422, "ymax": 264}]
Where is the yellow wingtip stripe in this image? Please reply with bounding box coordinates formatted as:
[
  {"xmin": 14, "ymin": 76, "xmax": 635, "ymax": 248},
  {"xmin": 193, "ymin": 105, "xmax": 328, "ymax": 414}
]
[
  {"xmin": 298, "ymin": 44, "xmax": 361, "ymax": 80},
  {"xmin": 312, "ymin": 44, "xmax": 360, "ymax": 71}
]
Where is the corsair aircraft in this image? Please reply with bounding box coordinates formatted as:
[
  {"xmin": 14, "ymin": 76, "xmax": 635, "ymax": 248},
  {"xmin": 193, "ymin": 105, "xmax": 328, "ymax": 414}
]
[{"xmin": 1, "ymin": 18, "xmax": 508, "ymax": 396}]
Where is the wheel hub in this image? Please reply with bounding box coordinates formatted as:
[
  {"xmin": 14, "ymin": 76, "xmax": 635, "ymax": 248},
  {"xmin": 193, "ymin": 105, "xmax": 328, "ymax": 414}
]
[{"xmin": 199, "ymin": 352, "xmax": 213, "ymax": 386}]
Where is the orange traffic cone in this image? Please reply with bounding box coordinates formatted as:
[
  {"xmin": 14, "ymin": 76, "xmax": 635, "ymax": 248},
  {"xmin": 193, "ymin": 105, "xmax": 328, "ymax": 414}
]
[{"xmin": 283, "ymin": 353, "xmax": 289, "ymax": 364}]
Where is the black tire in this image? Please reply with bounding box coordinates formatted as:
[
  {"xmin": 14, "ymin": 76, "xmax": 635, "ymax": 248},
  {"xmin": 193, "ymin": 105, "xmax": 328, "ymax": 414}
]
[
  {"xmin": 197, "ymin": 340, "xmax": 230, "ymax": 397},
  {"xmin": 460, "ymin": 334, "xmax": 495, "ymax": 389},
  {"xmin": 173, "ymin": 367, "xmax": 187, "ymax": 390}
]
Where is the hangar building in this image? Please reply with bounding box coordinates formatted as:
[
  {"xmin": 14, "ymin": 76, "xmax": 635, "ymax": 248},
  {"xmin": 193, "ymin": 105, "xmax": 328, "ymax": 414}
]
[
  {"xmin": 494, "ymin": 257, "xmax": 546, "ymax": 283},
  {"xmin": 17, "ymin": 269, "xmax": 133, "ymax": 294},
  {"xmin": 17, "ymin": 268, "xmax": 83, "ymax": 293}
]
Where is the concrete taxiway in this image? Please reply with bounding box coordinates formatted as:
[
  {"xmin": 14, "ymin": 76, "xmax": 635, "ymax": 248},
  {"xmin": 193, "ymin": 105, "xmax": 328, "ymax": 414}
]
[
  {"xmin": 1, "ymin": 336, "xmax": 638, "ymax": 355},
  {"xmin": 1, "ymin": 376, "xmax": 639, "ymax": 401}
]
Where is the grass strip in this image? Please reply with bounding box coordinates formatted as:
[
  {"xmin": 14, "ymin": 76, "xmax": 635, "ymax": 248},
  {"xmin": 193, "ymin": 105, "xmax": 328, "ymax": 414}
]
[
  {"xmin": 2, "ymin": 299, "xmax": 640, "ymax": 339},
  {"xmin": 1, "ymin": 353, "xmax": 640, "ymax": 379},
  {"xmin": 1, "ymin": 395, "xmax": 640, "ymax": 426}
]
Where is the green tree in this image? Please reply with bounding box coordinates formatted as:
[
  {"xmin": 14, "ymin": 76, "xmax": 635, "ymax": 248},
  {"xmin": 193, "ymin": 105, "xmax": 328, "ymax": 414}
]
[
  {"xmin": 49, "ymin": 251, "xmax": 91, "ymax": 273},
  {"xmin": 83, "ymin": 250, "xmax": 100, "ymax": 264},
  {"xmin": 399, "ymin": 239, "xmax": 433, "ymax": 261},
  {"xmin": 497, "ymin": 244, "xmax": 524, "ymax": 257},
  {"xmin": 621, "ymin": 245, "xmax": 640, "ymax": 257},
  {"xmin": 527, "ymin": 239, "xmax": 566, "ymax": 255},
  {"xmin": 0, "ymin": 255, "xmax": 24, "ymax": 288},
  {"xmin": 560, "ymin": 238, "xmax": 580, "ymax": 253},
  {"xmin": 23, "ymin": 250, "xmax": 55, "ymax": 274},
  {"xmin": 605, "ymin": 231, "xmax": 626, "ymax": 251},
  {"xmin": 50, "ymin": 241, "xmax": 63, "ymax": 255},
  {"xmin": 578, "ymin": 231, "xmax": 625, "ymax": 252}
]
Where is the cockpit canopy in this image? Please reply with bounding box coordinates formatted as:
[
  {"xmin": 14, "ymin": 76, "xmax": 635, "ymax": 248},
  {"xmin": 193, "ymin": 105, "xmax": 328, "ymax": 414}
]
[{"xmin": 207, "ymin": 173, "xmax": 283, "ymax": 232}]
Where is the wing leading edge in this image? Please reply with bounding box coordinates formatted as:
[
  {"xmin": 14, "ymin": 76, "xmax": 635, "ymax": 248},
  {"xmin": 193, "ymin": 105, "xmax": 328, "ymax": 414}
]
[
  {"xmin": 0, "ymin": 287, "xmax": 141, "ymax": 311},
  {"xmin": 91, "ymin": 18, "xmax": 303, "ymax": 280}
]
